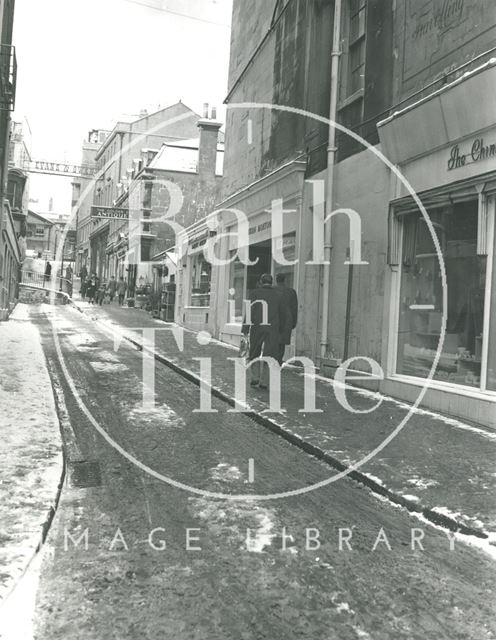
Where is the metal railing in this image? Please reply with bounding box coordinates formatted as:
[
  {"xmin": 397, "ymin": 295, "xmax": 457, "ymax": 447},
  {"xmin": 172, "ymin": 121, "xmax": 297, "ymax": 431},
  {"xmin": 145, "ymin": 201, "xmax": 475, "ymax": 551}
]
[
  {"xmin": 20, "ymin": 270, "xmax": 73, "ymax": 296},
  {"xmin": 0, "ymin": 44, "xmax": 17, "ymax": 111}
]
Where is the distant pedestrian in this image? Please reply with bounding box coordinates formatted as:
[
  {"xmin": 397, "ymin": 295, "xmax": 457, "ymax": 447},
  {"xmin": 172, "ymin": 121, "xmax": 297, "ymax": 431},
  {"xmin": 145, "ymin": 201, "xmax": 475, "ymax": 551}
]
[
  {"xmin": 275, "ymin": 273, "xmax": 298, "ymax": 364},
  {"xmin": 96, "ymin": 280, "xmax": 106, "ymax": 306},
  {"xmin": 44, "ymin": 261, "xmax": 52, "ymax": 284},
  {"xmin": 86, "ymin": 274, "xmax": 98, "ymax": 304},
  {"xmin": 80, "ymin": 265, "xmax": 88, "ymax": 298},
  {"xmin": 242, "ymin": 273, "xmax": 289, "ymax": 389},
  {"xmin": 117, "ymin": 277, "xmax": 127, "ymax": 306},
  {"xmin": 107, "ymin": 276, "xmax": 117, "ymax": 303}
]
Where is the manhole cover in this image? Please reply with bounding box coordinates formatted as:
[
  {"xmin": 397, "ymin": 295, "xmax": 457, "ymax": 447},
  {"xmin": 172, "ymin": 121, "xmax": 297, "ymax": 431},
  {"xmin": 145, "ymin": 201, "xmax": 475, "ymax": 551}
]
[{"xmin": 68, "ymin": 461, "xmax": 102, "ymax": 488}]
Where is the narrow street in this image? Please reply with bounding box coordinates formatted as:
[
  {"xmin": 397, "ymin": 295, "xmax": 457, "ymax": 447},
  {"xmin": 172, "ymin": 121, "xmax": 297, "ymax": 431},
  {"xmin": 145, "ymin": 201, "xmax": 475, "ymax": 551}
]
[
  {"xmin": 2, "ymin": 0, "xmax": 496, "ymax": 637},
  {"xmin": 26, "ymin": 303, "xmax": 496, "ymax": 639}
]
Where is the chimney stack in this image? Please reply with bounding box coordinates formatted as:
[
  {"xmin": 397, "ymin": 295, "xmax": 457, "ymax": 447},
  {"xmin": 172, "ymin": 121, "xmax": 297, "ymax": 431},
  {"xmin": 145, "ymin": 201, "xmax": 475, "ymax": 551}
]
[{"xmin": 197, "ymin": 109, "xmax": 222, "ymax": 183}]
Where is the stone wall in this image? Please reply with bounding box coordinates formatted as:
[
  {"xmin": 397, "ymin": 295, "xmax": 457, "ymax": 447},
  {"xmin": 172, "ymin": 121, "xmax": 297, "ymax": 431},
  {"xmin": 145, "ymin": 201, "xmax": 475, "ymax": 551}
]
[{"xmin": 393, "ymin": 0, "xmax": 496, "ymax": 102}]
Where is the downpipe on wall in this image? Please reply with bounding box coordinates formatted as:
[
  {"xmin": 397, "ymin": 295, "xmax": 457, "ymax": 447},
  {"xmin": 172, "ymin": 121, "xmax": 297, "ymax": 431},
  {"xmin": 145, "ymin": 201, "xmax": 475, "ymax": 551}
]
[{"xmin": 320, "ymin": 0, "xmax": 342, "ymax": 360}]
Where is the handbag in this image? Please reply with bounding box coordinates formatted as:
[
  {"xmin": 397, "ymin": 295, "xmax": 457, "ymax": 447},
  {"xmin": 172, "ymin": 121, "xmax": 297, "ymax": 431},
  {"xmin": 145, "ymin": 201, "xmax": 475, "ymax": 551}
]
[{"xmin": 239, "ymin": 335, "xmax": 250, "ymax": 358}]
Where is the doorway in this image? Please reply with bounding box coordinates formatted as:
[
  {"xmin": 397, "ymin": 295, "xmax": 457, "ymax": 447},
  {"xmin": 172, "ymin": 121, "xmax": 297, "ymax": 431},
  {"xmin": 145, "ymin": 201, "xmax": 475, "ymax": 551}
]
[{"xmin": 247, "ymin": 239, "xmax": 272, "ymax": 292}]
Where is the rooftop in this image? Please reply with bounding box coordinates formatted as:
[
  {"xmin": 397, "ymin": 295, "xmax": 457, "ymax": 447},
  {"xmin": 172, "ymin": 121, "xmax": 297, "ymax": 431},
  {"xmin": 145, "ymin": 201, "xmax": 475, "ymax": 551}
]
[{"xmin": 149, "ymin": 138, "xmax": 224, "ymax": 176}]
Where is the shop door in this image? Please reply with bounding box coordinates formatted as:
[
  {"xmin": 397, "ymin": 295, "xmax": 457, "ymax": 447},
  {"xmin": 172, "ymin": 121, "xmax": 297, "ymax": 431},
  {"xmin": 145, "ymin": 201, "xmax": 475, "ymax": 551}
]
[{"xmin": 247, "ymin": 240, "xmax": 272, "ymax": 291}]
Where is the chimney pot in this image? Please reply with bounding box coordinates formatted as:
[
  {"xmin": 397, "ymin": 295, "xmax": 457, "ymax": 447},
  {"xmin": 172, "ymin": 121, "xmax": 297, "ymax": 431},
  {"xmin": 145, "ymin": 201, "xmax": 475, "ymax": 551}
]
[
  {"xmin": 211, "ymin": 106, "xmax": 217, "ymax": 120},
  {"xmin": 203, "ymin": 103, "xmax": 209, "ymax": 118}
]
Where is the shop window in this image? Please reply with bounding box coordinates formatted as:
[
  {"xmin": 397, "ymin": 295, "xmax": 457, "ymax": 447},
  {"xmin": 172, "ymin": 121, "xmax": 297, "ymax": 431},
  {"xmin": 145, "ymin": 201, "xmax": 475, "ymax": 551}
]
[
  {"xmin": 486, "ymin": 202, "xmax": 496, "ymax": 391},
  {"xmin": 190, "ymin": 254, "xmax": 211, "ymax": 307},
  {"xmin": 229, "ymin": 256, "xmax": 246, "ymax": 323},
  {"xmin": 396, "ymin": 201, "xmax": 487, "ymax": 388}
]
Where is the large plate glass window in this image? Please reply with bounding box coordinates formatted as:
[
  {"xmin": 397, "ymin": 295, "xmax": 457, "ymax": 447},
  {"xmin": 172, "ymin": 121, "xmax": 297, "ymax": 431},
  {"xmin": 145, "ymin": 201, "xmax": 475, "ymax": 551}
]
[
  {"xmin": 229, "ymin": 255, "xmax": 246, "ymax": 323},
  {"xmin": 396, "ymin": 200, "xmax": 487, "ymax": 388},
  {"xmin": 190, "ymin": 254, "xmax": 211, "ymax": 307}
]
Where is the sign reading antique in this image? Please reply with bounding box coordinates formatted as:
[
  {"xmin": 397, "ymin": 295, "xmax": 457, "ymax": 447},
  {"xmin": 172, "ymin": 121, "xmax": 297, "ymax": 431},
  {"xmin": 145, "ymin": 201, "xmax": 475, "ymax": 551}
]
[
  {"xmin": 447, "ymin": 137, "xmax": 496, "ymax": 170},
  {"xmin": 91, "ymin": 206, "xmax": 130, "ymax": 220}
]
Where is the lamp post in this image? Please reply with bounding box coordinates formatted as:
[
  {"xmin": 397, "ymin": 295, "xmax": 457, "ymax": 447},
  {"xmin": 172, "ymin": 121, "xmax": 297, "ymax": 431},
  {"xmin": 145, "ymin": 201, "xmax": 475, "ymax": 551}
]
[{"xmin": 59, "ymin": 225, "xmax": 64, "ymax": 292}]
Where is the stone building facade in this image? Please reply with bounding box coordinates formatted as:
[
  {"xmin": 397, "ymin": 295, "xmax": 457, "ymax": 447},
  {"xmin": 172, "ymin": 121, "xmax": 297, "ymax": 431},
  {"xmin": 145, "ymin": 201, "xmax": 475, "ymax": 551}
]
[
  {"xmin": 203, "ymin": 0, "xmax": 496, "ymax": 427},
  {"xmin": 0, "ymin": 0, "xmax": 20, "ymax": 318}
]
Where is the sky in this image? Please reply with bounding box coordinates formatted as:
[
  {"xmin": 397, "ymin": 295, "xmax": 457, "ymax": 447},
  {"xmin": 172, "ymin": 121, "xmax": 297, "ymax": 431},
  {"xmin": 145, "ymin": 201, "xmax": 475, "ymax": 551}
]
[{"xmin": 12, "ymin": 0, "xmax": 233, "ymax": 214}]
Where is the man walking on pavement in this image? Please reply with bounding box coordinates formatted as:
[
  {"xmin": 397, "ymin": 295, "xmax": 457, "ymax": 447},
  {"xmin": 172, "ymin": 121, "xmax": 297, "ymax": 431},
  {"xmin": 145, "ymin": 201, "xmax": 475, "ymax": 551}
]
[
  {"xmin": 79, "ymin": 264, "xmax": 88, "ymax": 298},
  {"xmin": 86, "ymin": 273, "xmax": 98, "ymax": 304},
  {"xmin": 65, "ymin": 264, "xmax": 73, "ymax": 297},
  {"xmin": 242, "ymin": 273, "xmax": 290, "ymax": 389},
  {"xmin": 117, "ymin": 277, "xmax": 127, "ymax": 306},
  {"xmin": 275, "ymin": 273, "xmax": 298, "ymax": 364},
  {"xmin": 107, "ymin": 276, "xmax": 117, "ymax": 303},
  {"xmin": 44, "ymin": 261, "xmax": 52, "ymax": 284},
  {"xmin": 96, "ymin": 279, "xmax": 106, "ymax": 306}
]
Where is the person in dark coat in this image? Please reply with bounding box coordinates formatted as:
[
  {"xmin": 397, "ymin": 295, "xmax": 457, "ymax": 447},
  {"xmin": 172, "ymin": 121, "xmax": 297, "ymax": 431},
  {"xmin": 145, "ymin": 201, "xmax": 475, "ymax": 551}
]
[
  {"xmin": 117, "ymin": 277, "xmax": 127, "ymax": 305},
  {"xmin": 44, "ymin": 261, "xmax": 52, "ymax": 284},
  {"xmin": 275, "ymin": 273, "xmax": 298, "ymax": 364},
  {"xmin": 242, "ymin": 273, "xmax": 290, "ymax": 389},
  {"xmin": 96, "ymin": 280, "xmax": 106, "ymax": 305},
  {"xmin": 107, "ymin": 276, "xmax": 117, "ymax": 303},
  {"xmin": 86, "ymin": 274, "xmax": 98, "ymax": 304},
  {"xmin": 79, "ymin": 265, "xmax": 88, "ymax": 298}
]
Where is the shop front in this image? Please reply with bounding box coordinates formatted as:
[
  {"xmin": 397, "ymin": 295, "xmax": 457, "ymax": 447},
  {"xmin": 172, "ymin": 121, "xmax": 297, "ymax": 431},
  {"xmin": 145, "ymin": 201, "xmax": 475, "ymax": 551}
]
[
  {"xmin": 89, "ymin": 223, "xmax": 109, "ymax": 280},
  {"xmin": 212, "ymin": 160, "xmax": 306, "ymax": 349},
  {"xmin": 177, "ymin": 224, "xmax": 213, "ymax": 332},
  {"xmin": 379, "ymin": 61, "xmax": 496, "ymax": 427}
]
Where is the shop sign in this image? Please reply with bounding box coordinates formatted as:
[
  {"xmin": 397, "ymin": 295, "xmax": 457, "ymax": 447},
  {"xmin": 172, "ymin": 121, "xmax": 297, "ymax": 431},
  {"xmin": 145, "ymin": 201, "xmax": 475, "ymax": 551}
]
[
  {"xmin": 273, "ymin": 235, "xmax": 296, "ymax": 250},
  {"xmin": 249, "ymin": 220, "xmax": 271, "ymax": 235},
  {"xmin": 25, "ymin": 161, "xmax": 97, "ymax": 178},
  {"xmin": 91, "ymin": 206, "xmax": 130, "ymax": 220},
  {"xmin": 188, "ymin": 230, "xmax": 209, "ymax": 250},
  {"xmin": 412, "ymin": 0, "xmax": 464, "ymax": 41},
  {"xmin": 448, "ymin": 136, "xmax": 496, "ymax": 171}
]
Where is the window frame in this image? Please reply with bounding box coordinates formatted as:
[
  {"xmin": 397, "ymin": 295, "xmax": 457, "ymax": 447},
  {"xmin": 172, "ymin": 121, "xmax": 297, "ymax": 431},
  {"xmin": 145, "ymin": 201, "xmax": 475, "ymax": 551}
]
[
  {"xmin": 228, "ymin": 253, "xmax": 247, "ymax": 324},
  {"xmin": 346, "ymin": 0, "xmax": 367, "ymax": 98},
  {"xmin": 389, "ymin": 190, "xmax": 496, "ymax": 396}
]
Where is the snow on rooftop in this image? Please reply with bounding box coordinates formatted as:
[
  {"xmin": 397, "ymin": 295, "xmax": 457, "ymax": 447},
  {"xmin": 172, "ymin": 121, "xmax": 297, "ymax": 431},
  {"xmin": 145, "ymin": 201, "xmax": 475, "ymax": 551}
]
[{"xmin": 149, "ymin": 139, "xmax": 224, "ymax": 175}]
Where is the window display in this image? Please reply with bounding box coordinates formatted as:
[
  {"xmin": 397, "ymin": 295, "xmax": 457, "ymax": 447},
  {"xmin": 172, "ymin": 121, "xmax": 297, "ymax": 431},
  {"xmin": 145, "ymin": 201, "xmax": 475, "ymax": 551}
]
[
  {"xmin": 396, "ymin": 200, "xmax": 486, "ymax": 388},
  {"xmin": 190, "ymin": 254, "xmax": 211, "ymax": 307},
  {"xmin": 486, "ymin": 213, "xmax": 496, "ymax": 391},
  {"xmin": 229, "ymin": 256, "xmax": 245, "ymax": 323}
]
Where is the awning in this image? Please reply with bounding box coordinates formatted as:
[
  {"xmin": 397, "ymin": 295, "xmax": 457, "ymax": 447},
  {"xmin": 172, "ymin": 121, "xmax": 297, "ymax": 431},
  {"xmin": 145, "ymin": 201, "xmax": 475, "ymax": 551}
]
[{"xmin": 377, "ymin": 59, "xmax": 496, "ymax": 166}]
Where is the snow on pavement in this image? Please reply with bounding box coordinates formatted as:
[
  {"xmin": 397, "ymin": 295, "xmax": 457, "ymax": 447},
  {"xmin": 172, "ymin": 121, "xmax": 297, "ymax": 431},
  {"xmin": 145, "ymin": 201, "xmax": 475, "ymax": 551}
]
[{"xmin": 0, "ymin": 305, "xmax": 63, "ymax": 609}]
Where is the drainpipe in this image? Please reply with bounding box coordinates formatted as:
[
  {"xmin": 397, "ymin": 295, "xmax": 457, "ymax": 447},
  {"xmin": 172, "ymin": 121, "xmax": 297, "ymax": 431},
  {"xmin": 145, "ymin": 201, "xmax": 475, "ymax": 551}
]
[{"xmin": 320, "ymin": 0, "xmax": 342, "ymax": 360}]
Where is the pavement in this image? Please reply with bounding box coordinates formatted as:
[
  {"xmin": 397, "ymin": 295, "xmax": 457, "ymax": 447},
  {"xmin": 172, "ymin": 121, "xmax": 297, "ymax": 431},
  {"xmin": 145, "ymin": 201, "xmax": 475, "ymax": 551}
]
[
  {"xmin": 71, "ymin": 296, "xmax": 496, "ymax": 539},
  {"xmin": 0, "ymin": 304, "xmax": 64, "ymax": 637},
  {"xmin": 1, "ymin": 299, "xmax": 496, "ymax": 638}
]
